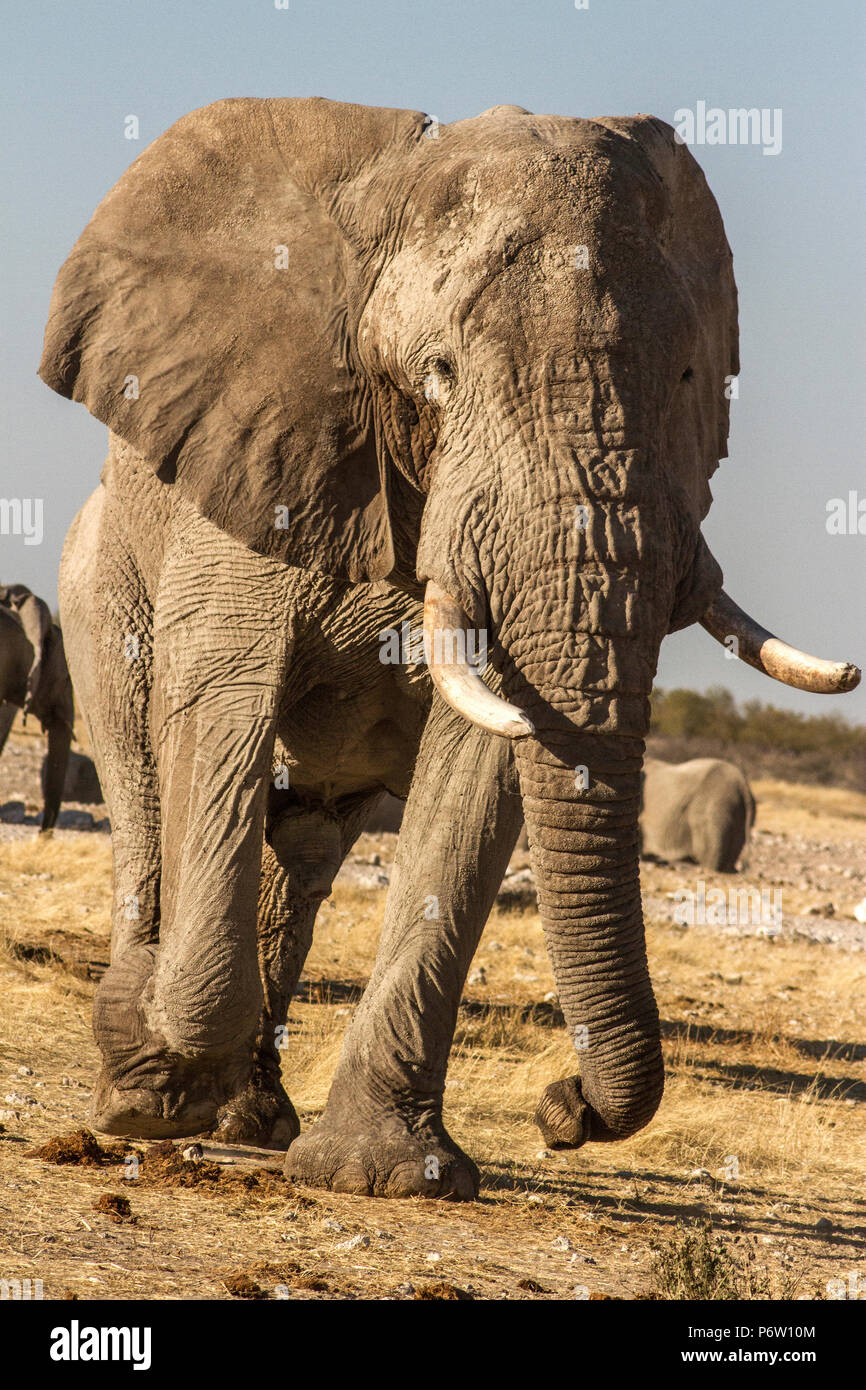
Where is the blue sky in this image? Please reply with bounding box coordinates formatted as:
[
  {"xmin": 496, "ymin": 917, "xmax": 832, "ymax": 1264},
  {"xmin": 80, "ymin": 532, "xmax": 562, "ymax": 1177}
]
[{"xmin": 2, "ymin": 0, "xmax": 864, "ymax": 719}]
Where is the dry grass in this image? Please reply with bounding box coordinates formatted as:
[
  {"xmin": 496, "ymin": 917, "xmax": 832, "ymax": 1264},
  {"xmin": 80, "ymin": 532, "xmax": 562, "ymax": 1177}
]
[{"xmin": 0, "ymin": 772, "xmax": 864, "ymax": 1300}]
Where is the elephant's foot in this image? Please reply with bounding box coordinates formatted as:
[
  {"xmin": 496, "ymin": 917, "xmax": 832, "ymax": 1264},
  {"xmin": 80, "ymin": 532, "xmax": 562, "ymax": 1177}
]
[
  {"xmin": 211, "ymin": 1073, "xmax": 300, "ymax": 1150},
  {"xmin": 90, "ymin": 1046, "xmax": 256, "ymax": 1141},
  {"xmin": 285, "ymin": 1114, "xmax": 479, "ymax": 1200},
  {"xmin": 535, "ymin": 1076, "xmax": 592, "ymax": 1149},
  {"xmin": 91, "ymin": 1068, "xmax": 222, "ymax": 1140}
]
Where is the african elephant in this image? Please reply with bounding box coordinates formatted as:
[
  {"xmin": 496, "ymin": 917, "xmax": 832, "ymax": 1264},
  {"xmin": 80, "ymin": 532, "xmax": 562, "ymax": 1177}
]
[
  {"xmin": 639, "ymin": 756, "xmax": 755, "ymax": 872},
  {"xmin": 0, "ymin": 588, "xmax": 74, "ymax": 831},
  {"xmin": 39, "ymin": 99, "xmax": 859, "ymax": 1198},
  {"xmin": 41, "ymin": 749, "xmax": 103, "ymax": 806}
]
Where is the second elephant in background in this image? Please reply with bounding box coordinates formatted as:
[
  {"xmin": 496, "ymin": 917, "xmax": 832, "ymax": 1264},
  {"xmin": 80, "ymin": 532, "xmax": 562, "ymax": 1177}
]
[{"xmin": 639, "ymin": 756, "xmax": 755, "ymax": 873}]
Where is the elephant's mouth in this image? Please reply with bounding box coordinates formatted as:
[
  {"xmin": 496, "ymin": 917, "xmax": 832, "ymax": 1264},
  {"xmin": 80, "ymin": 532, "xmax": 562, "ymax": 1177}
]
[{"xmin": 423, "ymin": 560, "xmax": 861, "ymax": 738}]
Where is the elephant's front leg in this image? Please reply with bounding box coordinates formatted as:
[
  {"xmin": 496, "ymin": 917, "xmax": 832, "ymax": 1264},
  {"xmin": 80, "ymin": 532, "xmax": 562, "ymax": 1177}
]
[
  {"xmin": 286, "ymin": 695, "xmax": 523, "ymax": 1198},
  {"xmin": 92, "ymin": 530, "xmax": 292, "ymax": 1138}
]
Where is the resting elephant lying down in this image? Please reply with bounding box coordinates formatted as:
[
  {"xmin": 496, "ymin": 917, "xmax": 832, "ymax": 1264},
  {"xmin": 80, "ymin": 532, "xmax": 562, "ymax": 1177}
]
[{"xmin": 40, "ymin": 98, "xmax": 860, "ymax": 1198}]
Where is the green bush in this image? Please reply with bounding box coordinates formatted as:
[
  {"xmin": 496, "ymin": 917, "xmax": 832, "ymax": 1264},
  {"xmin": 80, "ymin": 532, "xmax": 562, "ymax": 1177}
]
[{"xmin": 651, "ymin": 687, "xmax": 865, "ymax": 757}]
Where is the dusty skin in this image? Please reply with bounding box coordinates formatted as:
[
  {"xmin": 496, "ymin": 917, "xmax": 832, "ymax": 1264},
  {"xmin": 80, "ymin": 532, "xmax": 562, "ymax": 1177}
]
[
  {"xmin": 37, "ymin": 100, "xmax": 859, "ymax": 1194},
  {"xmin": 0, "ymin": 723, "xmax": 864, "ymax": 1299}
]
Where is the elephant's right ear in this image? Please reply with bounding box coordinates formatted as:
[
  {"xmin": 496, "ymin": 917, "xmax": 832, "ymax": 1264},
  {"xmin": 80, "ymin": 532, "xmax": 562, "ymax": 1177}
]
[{"xmin": 39, "ymin": 98, "xmax": 429, "ymax": 582}]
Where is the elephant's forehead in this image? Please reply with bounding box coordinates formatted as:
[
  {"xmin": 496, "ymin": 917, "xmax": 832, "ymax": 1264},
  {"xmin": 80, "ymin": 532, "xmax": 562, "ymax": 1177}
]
[{"xmin": 402, "ymin": 121, "xmax": 660, "ymax": 225}]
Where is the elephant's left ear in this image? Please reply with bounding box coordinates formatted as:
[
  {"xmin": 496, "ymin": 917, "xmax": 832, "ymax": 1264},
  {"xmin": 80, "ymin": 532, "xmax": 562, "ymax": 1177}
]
[{"xmin": 39, "ymin": 97, "xmax": 429, "ymax": 582}]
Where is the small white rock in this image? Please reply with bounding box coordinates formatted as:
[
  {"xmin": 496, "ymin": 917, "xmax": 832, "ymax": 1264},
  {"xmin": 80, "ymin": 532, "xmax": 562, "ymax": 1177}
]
[
  {"xmin": 322, "ymin": 1218, "xmax": 344, "ymax": 1233},
  {"xmin": 551, "ymin": 1236, "xmax": 572, "ymax": 1251},
  {"xmin": 17, "ymin": 1065, "xmax": 33, "ymax": 1076},
  {"xmin": 337, "ymin": 1234, "xmax": 370, "ymax": 1250},
  {"xmin": 425, "ymin": 1252, "xmax": 441, "ymax": 1263},
  {"xmin": 182, "ymin": 1143, "xmax": 203, "ymax": 1163}
]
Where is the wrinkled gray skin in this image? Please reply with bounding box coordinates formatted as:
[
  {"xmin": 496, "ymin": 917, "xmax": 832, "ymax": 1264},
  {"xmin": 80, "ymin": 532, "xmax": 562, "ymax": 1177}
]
[
  {"xmin": 0, "ymin": 595, "xmax": 74, "ymax": 831},
  {"xmin": 639, "ymin": 757, "xmax": 755, "ymax": 873},
  {"xmin": 42, "ymin": 99, "xmax": 780, "ymax": 1197}
]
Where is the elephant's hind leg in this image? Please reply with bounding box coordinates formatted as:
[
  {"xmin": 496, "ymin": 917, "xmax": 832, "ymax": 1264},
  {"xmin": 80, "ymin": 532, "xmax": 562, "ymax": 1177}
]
[
  {"xmin": 285, "ymin": 695, "xmax": 523, "ymax": 1199},
  {"xmin": 212, "ymin": 792, "xmax": 380, "ymax": 1149},
  {"xmin": 690, "ymin": 799, "xmax": 747, "ymax": 874},
  {"xmin": 58, "ymin": 493, "xmax": 164, "ymax": 1135}
]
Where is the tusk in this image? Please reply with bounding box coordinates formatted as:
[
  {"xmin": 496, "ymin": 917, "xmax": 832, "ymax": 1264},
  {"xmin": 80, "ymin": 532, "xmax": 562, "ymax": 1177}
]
[
  {"xmin": 422, "ymin": 581, "xmax": 535, "ymax": 739},
  {"xmin": 701, "ymin": 591, "xmax": 861, "ymax": 694}
]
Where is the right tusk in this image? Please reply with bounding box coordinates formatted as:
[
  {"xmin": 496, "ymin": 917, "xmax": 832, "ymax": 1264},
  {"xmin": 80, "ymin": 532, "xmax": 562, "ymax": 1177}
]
[
  {"xmin": 422, "ymin": 581, "xmax": 535, "ymax": 739},
  {"xmin": 701, "ymin": 591, "xmax": 861, "ymax": 694}
]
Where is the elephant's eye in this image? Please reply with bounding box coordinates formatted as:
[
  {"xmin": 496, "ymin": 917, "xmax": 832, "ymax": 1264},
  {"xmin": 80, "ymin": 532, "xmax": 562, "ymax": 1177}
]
[
  {"xmin": 681, "ymin": 366, "xmax": 694, "ymax": 382},
  {"xmin": 422, "ymin": 357, "xmax": 455, "ymax": 404}
]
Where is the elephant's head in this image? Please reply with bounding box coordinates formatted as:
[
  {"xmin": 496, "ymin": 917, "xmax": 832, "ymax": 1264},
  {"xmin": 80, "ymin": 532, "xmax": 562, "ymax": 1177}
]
[{"xmin": 40, "ymin": 99, "xmax": 859, "ymax": 1146}]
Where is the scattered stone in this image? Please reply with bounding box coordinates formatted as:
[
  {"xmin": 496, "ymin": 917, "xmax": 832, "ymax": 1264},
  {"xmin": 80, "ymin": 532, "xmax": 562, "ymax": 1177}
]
[
  {"xmin": 536, "ymin": 1150, "xmax": 553, "ymax": 1160},
  {"xmin": 517, "ymin": 1277, "xmax": 550, "ymax": 1293},
  {"xmin": 425, "ymin": 1252, "xmax": 441, "ymax": 1263},
  {"xmin": 551, "ymin": 1235, "xmax": 572, "ymax": 1251},
  {"xmin": 17, "ymin": 1065, "xmax": 33, "ymax": 1076},
  {"xmin": 337, "ymin": 1234, "xmax": 370, "ymax": 1250},
  {"xmin": 467, "ymin": 967, "xmax": 486, "ymax": 986},
  {"xmin": 853, "ymin": 899, "xmax": 866, "ymax": 925},
  {"xmin": 321, "ymin": 1218, "xmax": 344, "ymax": 1233},
  {"xmin": 182, "ymin": 1144, "xmax": 204, "ymax": 1163},
  {"xmin": 689, "ymin": 1168, "xmax": 712, "ymax": 1183},
  {"xmin": 815, "ymin": 1217, "xmax": 834, "ymax": 1235},
  {"xmin": 496, "ymin": 869, "xmax": 537, "ymax": 912}
]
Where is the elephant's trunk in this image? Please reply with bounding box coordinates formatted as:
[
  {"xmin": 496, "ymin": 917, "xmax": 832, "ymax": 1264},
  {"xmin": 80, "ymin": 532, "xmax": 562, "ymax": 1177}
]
[{"xmin": 514, "ymin": 725, "xmax": 661, "ymax": 1144}]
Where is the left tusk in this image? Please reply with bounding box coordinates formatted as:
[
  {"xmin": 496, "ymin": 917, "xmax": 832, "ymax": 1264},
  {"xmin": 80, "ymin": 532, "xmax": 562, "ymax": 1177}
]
[
  {"xmin": 422, "ymin": 581, "xmax": 535, "ymax": 738},
  {"xmin": 701, "ymin": 590, "xmax": 861, "ymax": 694}
]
